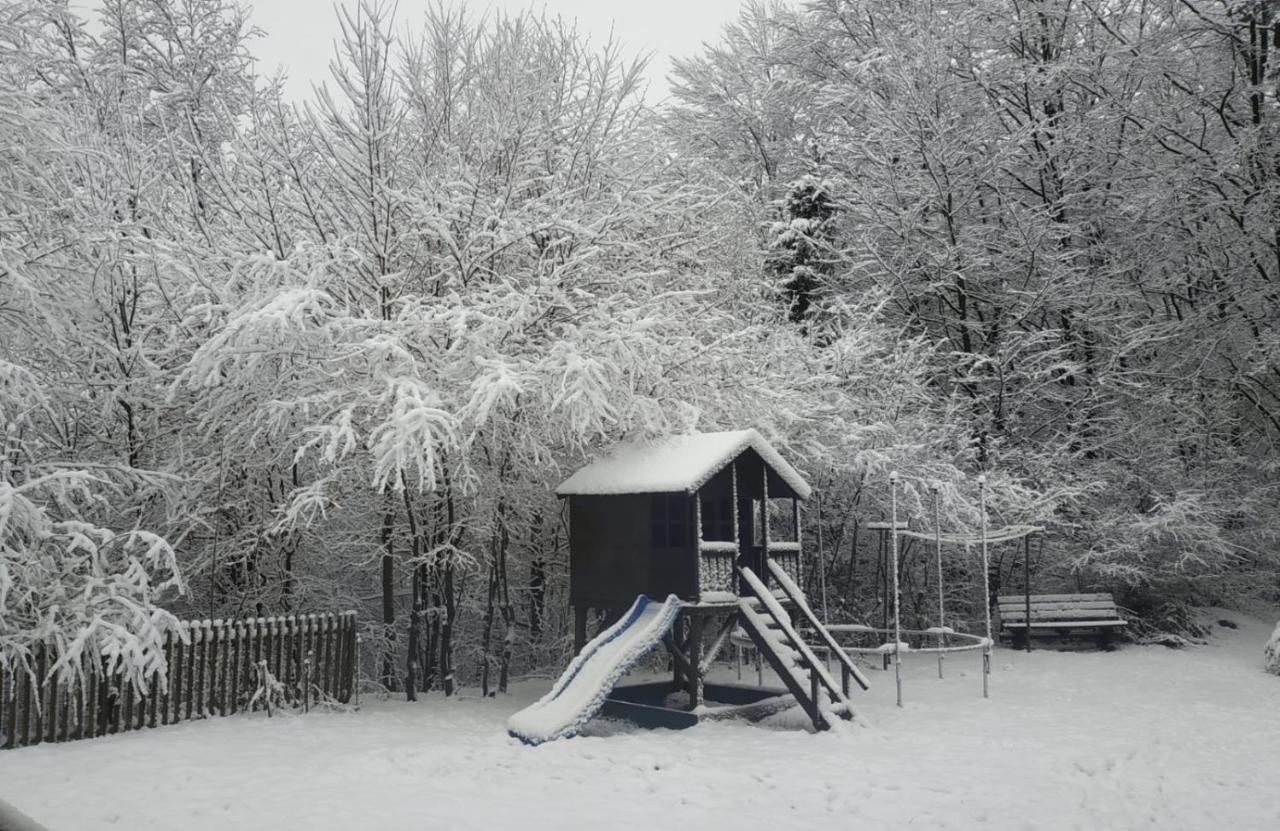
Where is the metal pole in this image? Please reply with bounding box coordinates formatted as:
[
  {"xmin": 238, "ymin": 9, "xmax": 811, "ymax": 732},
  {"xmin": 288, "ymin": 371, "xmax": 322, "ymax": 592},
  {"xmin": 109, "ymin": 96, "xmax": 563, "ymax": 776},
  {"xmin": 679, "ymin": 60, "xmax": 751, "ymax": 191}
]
[
  {"xmin": 354, "ymin": 634, "xmax": 362, "ymax": 710},
  {"xmin": 817, "ymin": 493, "xmax": 829, "ymax": 623},
  {"xmin": 890, "ymin": 471, "xmax": 903, "ymax": 708},
  {"xmin": 979, "ymin": 474, "xmax": 991, "ymax": 699},
  {"xmin": 880, "ymin": 525, "xmax": 889, "ymax": 671},
  {"xmin": 933, "ymin": 484, "xmax": 945, "ymax": 679},
  {"xmin": 1023, "ymin": 534, "xmax": 1032, "ymax": 653}
]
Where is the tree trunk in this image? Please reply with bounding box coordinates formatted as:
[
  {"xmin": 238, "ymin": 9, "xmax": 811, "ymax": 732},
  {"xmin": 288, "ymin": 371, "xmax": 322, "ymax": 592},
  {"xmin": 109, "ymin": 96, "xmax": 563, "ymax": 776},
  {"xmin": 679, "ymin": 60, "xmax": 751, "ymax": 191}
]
[
  {"xmin": 528, "ymin": 512, "xmax": 547, "ymax": 641},
  {"xmin": 405, "ymin": 606, "xmax": 421, "ymax": 702},
  {"xmin": 496, "ymin": 504, "xmax": 515, "ymax": 694},
  {"xmin": 480, "ymin": 559, "xmax": 497, "ymax": 697},
  {"xmin": 424, "ymin": 587, "xmax": 440, "ymax": 692},
  {"xmin": 379, "ymin": 505, "xmax": 398, "ymax": 692},
  {"xmin": 440, "ymin": 561, "xmax": 456, "ymax": 697}
]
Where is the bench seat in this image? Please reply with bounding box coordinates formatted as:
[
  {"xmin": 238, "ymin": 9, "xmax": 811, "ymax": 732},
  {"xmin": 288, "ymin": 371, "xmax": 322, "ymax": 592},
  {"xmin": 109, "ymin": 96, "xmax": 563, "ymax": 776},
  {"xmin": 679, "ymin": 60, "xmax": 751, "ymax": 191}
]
[
  {"xmin": 997, "ymin": 593, "xmax": 1127, "ymax": 650},
  {"xmin": 1001, "ymin": 620, "xmax": 1129, "ymax": 629}
]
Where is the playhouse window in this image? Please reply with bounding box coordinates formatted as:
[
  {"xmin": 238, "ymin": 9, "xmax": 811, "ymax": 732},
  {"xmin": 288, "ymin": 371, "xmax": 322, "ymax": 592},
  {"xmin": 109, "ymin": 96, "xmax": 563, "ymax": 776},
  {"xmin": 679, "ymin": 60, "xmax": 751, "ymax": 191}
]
[
  {"xmin": 651, "ymin": 494, "xmax": 690, "ymax": 548},
  {"xmin": 767, "ymin": 498, "xmax": 797, "ymax": 542},
  {"xmin": 700, "ymin": 496, "xmax": 733, "ymax": 542}
]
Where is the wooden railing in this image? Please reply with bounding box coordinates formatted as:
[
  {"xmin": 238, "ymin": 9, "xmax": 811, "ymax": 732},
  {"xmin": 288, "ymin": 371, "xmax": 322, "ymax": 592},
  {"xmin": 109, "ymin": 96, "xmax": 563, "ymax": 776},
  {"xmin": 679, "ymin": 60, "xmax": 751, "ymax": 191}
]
[
  {"xmin": 0, "ymin": 611, "xmax": 357, "ymax": 750},
  {"xmin": 698, "ymin": 544, "xmax": 737, "ymax": 596},
  {"xmin": 769, "ymin": 545, "xmax": 801, "ymax": 589}
]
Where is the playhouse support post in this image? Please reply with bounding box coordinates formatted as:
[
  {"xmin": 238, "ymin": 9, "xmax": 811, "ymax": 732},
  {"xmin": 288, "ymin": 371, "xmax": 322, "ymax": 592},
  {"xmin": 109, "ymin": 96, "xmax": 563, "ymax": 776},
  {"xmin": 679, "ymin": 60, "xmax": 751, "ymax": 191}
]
[
  {"xmin": 667, "ymin": 616, "xmax": 688, "ymax": 692},
  {"xmin": 1023, "ymin": 535, "xmax": 1033, "ymax": 653},
  {"xmin": 573, "ymin": 606, "xmax": 587, "ymax": 655},
  {"xmin": 979, "ymin": 475, "xmax": 992, "ymax": 699},
  {"xmin": 880, "ymin": 530, "xmax": 890, "ymax": 671},
  {"xmin": 687, "ymin": 613, "xmax": 704, "ymax": 710},
  {"xmin": 890, "ymin": 472, "xmax": 903, "ymax": 708}
]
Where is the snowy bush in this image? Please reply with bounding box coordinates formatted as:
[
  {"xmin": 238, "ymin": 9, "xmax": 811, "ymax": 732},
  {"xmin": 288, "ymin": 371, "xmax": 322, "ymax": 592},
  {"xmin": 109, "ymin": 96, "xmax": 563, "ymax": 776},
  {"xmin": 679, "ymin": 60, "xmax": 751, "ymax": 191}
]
[
  {"xmin": 0, "ymin": 468, "xmax": 185, "ymax": 692},
  {"xmin": 1266, "ymin": 623, "xmax": 1280, "ymax": 676}
]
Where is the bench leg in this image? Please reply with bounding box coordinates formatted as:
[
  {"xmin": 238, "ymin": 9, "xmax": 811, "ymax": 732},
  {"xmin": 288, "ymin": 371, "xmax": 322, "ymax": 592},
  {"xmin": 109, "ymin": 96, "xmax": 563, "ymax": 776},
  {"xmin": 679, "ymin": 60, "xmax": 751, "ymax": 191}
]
[
  {"xmin": 1012, "ymin": 629, "xmax": 1028, "ymax": 651},
  {"xmin": 1098, "ymin": 628, "xmax": 1115, "ymax": 651}
]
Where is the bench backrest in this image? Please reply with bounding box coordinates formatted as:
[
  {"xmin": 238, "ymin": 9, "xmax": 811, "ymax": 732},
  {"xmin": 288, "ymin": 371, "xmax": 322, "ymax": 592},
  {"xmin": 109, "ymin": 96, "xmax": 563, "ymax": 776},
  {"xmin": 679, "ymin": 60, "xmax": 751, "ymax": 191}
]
[{"xmin": 996, "ymin": 593, "xmax": 1121, "ymax": 622}]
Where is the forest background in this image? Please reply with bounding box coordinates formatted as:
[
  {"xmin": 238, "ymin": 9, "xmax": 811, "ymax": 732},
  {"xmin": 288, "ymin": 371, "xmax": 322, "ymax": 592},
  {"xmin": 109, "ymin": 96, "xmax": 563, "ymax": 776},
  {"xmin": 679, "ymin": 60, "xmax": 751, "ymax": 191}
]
[{"xmin": 3, "ymin": 0, "xmax": 1279, "ymax": 695}]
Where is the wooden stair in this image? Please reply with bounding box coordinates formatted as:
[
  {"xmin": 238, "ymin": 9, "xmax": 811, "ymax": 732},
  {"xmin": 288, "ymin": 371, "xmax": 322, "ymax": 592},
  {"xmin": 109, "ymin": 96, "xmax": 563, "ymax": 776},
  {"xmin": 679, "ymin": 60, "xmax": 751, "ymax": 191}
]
[{"xmin": 735, "ymin": 565, "xmax": 866, "ymax": 731}]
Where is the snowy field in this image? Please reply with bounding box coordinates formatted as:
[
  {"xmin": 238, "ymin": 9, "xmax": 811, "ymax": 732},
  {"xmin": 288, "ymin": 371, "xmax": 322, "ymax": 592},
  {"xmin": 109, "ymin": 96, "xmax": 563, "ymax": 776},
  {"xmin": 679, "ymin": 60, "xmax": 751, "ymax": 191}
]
[{"xmin": 3, "ymin": 611, "xmax": 1279, "ymax": 831}]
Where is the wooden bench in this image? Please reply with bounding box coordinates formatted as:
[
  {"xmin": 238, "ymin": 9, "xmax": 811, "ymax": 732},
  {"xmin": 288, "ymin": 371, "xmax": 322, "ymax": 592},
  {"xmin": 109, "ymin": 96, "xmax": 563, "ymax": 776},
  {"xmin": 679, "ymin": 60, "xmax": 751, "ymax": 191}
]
[{"xmin": 997, "ymin": 593, "xmax": 1127, "ymax": 650}]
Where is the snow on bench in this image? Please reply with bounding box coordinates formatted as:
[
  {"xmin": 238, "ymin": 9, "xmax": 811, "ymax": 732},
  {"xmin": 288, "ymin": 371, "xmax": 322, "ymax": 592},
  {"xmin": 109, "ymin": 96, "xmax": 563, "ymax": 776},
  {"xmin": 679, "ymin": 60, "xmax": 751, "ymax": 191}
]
[{"xmin": 997, "ymin": 593, "xmax": 1127, "ymax": 650}]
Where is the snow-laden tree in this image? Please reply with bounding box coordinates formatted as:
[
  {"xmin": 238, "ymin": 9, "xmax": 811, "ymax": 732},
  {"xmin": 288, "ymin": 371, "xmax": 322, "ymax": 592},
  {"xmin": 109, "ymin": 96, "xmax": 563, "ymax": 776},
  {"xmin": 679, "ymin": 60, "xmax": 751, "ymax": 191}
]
[
  {"xmin": 669, "ymin": 0, "xmax": 1280, "ymax": 631},
  {"xmin": 0, "ymin": 456, "xmax": 184, "ymax": 691},
  {"xmin": 154, "ymin": 0, "xmax": 977, "ymax": 694},
  {"xmin": 0, "ymin": 1, "xmax": 255, "ymax": 689}
]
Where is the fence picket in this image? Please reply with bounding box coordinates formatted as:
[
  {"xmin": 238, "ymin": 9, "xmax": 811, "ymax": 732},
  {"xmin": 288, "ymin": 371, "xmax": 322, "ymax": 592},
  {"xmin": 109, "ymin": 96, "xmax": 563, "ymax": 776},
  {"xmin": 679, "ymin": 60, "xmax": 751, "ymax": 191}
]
[
  {"xmin": 302, "ymin": 616, "xmax": 314, "ymax": 701},
  {"xmin": 159, "ymin": 633, "xmax": 172, "ymax": 726},
  {"xmin": 342, "ymin": 614, "xmax": 354, "ymax": 702},
  {"xmin": 222, "ymin": 621, "xmax": 234, "ymax": 717},
  {"xmin": 230, "ymin": 620, "xmax": 242, "ymax": 715},
  {"xmin": 335, "ymin": 615, "xmax": 347, "ymax": 702},
  {"xmin": 273, "ymin": 617, "xmax": 285, "ymax": 692},
  {"xmin": 212, "ymin": 621, "xmax": 223, "ymax": 718},
  {"xmin": 323, "ymin": 615, "xmax": 334, "ymax": 699},
  {"xmin": 281, "ymin": 616, "xmax": 293, "ymax": 702},
  {"xmin": 184, "ymin": 622, "xmax": 196, "ymax": 722},
  {"xmin": 197, "ymin": 622, "xmax": 210, "ymax": 718},
  {"xmin": 166, "ymin": 634, "xmax": 178, "ymax": 727},
  {"xmin": 314, "ymin": 615, "xmax": 324, "ymax": 699},
  {"xmin": 325, "ymin": 615, "xmax": 338, "ymax": 698},
  {"xmin": 212, "ymin": 621, "xmax": 222, "ymax": 717},
  {"xmin": 348, "ymin": 613, "xmax": 359, "ymax": 702},
  {"xmin": 247, "ymin": 619, "xmax": 260, "ymax": 709}
]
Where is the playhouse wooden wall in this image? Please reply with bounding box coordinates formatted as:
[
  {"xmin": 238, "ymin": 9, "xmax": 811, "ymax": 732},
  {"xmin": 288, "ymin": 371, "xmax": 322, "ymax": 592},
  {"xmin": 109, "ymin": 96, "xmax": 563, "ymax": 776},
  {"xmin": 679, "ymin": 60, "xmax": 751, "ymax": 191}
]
[{"xmin": 567, "ymin": 493, "xmax": 698, "ymax": 609}]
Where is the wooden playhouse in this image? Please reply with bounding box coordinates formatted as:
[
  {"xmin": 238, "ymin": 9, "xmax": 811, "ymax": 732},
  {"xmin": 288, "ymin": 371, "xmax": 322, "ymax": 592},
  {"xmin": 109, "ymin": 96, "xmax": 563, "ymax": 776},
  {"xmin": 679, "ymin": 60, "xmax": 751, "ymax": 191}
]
[{"xmin": 507, "ymin": 430, "xmax": 867, "ymax": 743}]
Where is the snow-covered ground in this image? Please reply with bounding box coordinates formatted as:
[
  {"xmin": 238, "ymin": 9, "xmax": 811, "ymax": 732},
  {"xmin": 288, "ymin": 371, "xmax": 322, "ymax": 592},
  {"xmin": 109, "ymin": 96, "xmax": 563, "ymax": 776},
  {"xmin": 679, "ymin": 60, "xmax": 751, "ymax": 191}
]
[{"xmin": 3, "ymin": 611, "xmax": 1279, "ymax": 831}]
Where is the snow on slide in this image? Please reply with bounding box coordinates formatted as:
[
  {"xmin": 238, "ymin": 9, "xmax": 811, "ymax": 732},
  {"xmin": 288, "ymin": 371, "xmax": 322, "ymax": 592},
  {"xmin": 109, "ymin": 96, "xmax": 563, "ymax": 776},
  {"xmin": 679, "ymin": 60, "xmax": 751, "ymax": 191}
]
[{"xmin": 507, "ymin": 594, "xmax": 683, "ymax": 746}]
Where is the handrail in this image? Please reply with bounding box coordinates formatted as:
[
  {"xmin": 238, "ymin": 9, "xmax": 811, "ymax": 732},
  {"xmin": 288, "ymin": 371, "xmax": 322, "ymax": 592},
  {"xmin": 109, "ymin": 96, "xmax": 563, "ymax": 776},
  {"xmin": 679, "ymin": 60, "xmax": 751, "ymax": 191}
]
[{"xmin": 766, "ymin": 558, "xmax": 871, "ymax": 690}]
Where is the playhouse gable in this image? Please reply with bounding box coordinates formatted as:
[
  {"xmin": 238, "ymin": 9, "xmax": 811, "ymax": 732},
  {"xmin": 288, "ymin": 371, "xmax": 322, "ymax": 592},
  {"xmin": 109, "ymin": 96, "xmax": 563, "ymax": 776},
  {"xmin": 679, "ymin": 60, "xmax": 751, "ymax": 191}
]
[{"xmin": 555, "ymin": 429, "xmax": 811, "ymax": 499}]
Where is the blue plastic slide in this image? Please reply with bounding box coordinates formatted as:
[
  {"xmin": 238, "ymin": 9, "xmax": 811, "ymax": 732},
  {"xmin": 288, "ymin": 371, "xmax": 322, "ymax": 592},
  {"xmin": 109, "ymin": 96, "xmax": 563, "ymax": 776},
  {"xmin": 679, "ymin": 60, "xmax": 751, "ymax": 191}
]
[{"xmin": 507, "ymin": 594, "xmax": 683, "ymax": 745}]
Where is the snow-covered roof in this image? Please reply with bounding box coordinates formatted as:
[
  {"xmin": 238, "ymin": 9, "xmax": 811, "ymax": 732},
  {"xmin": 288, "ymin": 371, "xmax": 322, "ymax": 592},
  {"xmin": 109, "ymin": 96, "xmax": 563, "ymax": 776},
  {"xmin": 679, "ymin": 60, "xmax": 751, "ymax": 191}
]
[{"xmin": 555, "ymin": 429, "xmax": 812, "ymax": 500}]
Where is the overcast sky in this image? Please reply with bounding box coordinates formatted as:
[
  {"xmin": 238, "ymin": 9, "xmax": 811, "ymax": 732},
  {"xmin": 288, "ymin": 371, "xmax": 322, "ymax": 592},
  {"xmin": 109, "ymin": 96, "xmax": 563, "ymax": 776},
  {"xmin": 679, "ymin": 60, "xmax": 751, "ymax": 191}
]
[{"xmin": 237, "ymin": 0, "xmax": 747, "ymax": 102}]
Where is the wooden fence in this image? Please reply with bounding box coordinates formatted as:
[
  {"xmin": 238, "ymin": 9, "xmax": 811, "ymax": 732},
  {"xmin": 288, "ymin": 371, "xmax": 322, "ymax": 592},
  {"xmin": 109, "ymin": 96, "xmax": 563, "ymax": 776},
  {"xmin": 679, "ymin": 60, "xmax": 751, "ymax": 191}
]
[{"xmin": 0, "ymin": 611, "xmax": 358, "ymax": 750}]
